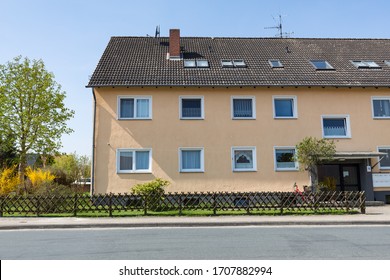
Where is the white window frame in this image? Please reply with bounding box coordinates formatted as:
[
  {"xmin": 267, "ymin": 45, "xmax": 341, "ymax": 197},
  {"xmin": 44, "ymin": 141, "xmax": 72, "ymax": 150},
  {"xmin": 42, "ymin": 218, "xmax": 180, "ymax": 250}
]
[
  {"xmin": 117, "ymin": 96, "xmax": 152, "ymax": 120},
  {"xmin": 179, "ymin": 96, "xmax": 205, "ymax": 120},
  {"xmin": 231, "ymin": 147, "xmax": 257, "ymax": 172},
  {"xmin": 321, "ymin": 115, "xmax": 351, "ymax": 139},
  {"xmin": 116, "ymin": 148, "xmax": 152, "ymax": 173},
  {"xmin": 372, "ymin": 96, "xmax": 390, "ymax": 119},
  {"xmin": 179, "ymin": 147, "xmax": 204, "ymax": 173},
  {"xmin": 231, "ymin": 96, "xmax": 256, "ymax": 120},
  {"xmin": 273, "ymin": 96, "xmax": 298, "ymax": 119},
  {"xmin": 274, "ymin": 146, "xmax": 299, "ymax": 171},
  {"xmin": 268, "ymin": 59, "xmax": 284, "ymax": 68},
  {"xmin": 378, "ymin": 146, "xmax": 390, "ymax": 170}
]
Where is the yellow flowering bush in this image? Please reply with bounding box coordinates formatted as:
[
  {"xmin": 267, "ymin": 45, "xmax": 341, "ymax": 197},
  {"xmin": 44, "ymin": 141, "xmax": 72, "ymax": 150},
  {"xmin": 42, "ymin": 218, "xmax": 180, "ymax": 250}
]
[
  {"xmin": 25, "ymin": 166, "xmax": 55, "ymax": 188},
  {"xmin": 0, "ymin": 166, "xmax": 20, "ymax": 195}
]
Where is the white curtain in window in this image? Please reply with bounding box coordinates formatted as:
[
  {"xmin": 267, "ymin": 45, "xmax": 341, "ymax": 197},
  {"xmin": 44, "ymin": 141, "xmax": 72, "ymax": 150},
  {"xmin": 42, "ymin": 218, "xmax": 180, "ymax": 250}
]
[
  {"xmin": 135, "ymin": 151, "xmax": 149, "ymax": 170},
  {"xmin": 136, "ymin": 99, "xmax": 149, "ymax": 118},
  {"xmin": 233, "ymin": 99, "xmax": 252, "ymax": 118},
  {"xmin": 374, "ymin": 100, "xmax": 390, "ymax": 117},
  {"xmin": 120, "ymin": 152, "xmax": 133, "ymax": 170},
  {"xmin": 182, "ymin": 150, "xmax": 201, "ymax": 170},
  {"xmin": 120, "ymin": 99, "xmax": 134, "ymax": 118}
]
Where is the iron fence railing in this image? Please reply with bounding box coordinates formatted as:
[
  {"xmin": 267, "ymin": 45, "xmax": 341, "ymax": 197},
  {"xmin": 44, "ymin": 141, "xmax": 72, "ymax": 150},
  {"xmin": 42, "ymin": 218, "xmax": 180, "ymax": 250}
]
[{"xmin": 0, "ymin": 191, "xmax": 366, "ymax": 217}]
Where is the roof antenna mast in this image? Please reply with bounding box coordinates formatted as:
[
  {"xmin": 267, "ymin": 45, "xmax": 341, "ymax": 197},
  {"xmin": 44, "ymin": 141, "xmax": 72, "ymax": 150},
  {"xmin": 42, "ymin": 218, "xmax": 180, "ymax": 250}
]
[
  {"xmin": 265, "ymin": 15, "xmax": 293, "ymax": 38},
  {"xmin": 155, "ymin": 25, "xmax": 160, "ymax": 38}
]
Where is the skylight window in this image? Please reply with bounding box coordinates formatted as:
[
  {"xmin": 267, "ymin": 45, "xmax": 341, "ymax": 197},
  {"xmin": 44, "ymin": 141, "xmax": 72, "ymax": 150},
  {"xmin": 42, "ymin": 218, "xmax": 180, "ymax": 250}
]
[
  {"xmin": 184, "ymin": 60, "xmax": 196, "ymax": 68},
  {"xmin": 310, "ymin": 60, "xmax": 334, "ymax": 70},
  {"xmin": 269, "ymin": 60, "xmax": 284, "ymax": 68},
  {"xmin": 221, "ymin": 60, "xmax": 234, "ymax": 68},
  {"xmin": 233, "ymin": 60, "xmax": 246, "ymax": 68},
  {"xmin": 184, "ymin": 59, "xmax": 209, "ymax": 68},
  {"xmin": 196, "ymin": 60, "xmax": 209, "ymax": 68},
  {"xmin": 351, "ymin": 60, "xmax": 381, "ymax": 69},
  {"xmin": 221, "ymin": 59, "xmax": 247, "ymax": 68},
  {"xmin": 385, "ymin": 60, "xmax": 390, "ymax": 67}
]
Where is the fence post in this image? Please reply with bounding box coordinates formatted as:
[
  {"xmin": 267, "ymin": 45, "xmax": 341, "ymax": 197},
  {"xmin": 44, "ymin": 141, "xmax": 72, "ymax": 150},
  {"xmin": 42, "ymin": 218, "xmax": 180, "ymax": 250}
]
[
  {"xmin": 213, "ymin": 193, "xmax": 217, "ymax": 215},
  {"xmin": 108, "ymin": 193, "xmax": 113, "ymax": 217},
  {"xmin": 73, "ymin": 194, "xmax": 78, "ymax": 217},
  {"xmin": 345, "ymin": 192, "xmax": 350, "ymax": 213},
  {"xmin": 246, "ymin": 193, "xmax": 250, "ymax": 214},
  {"xmin": 280, "ymin": 193, "xmax": 284, "ymax": 215},
  {"xmin": 0, "ymin": 196, "xmax": 3, "ymax": 217},
  {"xmin": 36, "ymin": 196, "xmax": 40, "ymax": 217},
  {"xmin": 178, "ymin": 194, "xmax": 182, "ymax": 216},
  {"xmin": 143, "ymin": 195, "xmax": 148, "ymax": 215},
  {"xmin": 360, "ymin": 192, "xmax": 366, "ymax": 214}
]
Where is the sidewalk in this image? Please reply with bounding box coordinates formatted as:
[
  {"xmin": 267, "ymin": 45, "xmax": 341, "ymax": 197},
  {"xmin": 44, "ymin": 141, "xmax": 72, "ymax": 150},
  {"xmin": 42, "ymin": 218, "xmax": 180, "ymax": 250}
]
[{"xmin": 1, "ymin": 206, "xmax": 390, "ymax": 230}]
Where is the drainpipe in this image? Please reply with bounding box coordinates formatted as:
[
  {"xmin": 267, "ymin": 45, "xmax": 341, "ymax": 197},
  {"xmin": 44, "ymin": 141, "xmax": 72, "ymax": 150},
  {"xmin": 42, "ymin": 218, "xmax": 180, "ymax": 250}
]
[{"xmin": 90, "ymin": 88, "xmax": 97, "ymax": 196}]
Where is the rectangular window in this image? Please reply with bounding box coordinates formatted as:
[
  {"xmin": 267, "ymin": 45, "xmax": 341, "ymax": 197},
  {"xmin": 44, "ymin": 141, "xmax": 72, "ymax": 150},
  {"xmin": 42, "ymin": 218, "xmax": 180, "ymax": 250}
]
[
  {"xmin": 232, "ymin": 147, "xmax": 257, "ymax": 172},
  {"xmin": 274, "ymin": 147, "xmax": 298, "ymax": 171},
  {"xmin": 180, "ymin": 96, "xmax": 204, "ymax": 119},
  {"xmin": 310, "ymin": 60, "xmax": 335, "ymax": 70},
  {"xmin": 273, "ymin": 96, "xmax": 297, "ymax": 118},
  {"xmin": 322, "ymin": 115, "xmax": 351, "ymax": 138},
  {"xmin": 232, "ymin": 96, "xmax": 255, "ymax": 119},
  {"xmin": 372, "ymin": 97, "xmax": 390, "ymax": 118},
  {"xmin": 179, "ymin": 148, "xmax": 204, "ymax": 172},
  {"xmin": 378, "ymin": 147, "xmax": 390, "ymax": 170},
  {"xmin": 117, "ymin": 149, "xmax": 151, "ymax": 173},
  {"xmin": 118, "ymin": 96, "xmax": 152, "ymax": 119},
  {"xmin": 269, "ymin": 59, "xmax": 284, "ymax": 68},
  {"xmin": 351, "ymin": 60, "xmax": 381, "ymax": 69}
]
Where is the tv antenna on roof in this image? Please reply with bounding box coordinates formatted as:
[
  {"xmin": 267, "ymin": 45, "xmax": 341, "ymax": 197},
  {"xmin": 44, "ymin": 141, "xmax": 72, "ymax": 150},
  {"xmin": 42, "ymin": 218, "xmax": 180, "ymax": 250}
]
[
  {"xmin": 155, "ymin": 25, "xmax": 160, "ymax": 38},
  {"xmin": 265, "ymin": 14, "xmax": 293, "ymax": 38}
]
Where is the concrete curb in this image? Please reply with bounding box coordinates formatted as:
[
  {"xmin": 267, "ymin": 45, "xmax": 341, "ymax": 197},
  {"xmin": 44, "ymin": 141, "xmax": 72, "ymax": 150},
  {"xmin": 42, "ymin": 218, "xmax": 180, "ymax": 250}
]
[{"xmin": 2, "ymin": 220, "xmax": 390, "ymax": 230}]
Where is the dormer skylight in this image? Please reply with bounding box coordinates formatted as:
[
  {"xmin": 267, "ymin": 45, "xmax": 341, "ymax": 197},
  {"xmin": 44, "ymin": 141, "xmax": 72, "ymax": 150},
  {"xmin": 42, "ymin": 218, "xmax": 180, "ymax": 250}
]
[
  {"xmin": 184, "ymin": 59, "xmax": 209, "ymax": 68},
  {"xmin": 269, "ymin": 59, "xmax": 284, "ymax": 68},
  {"xmin": 310, "ymin": 60, "xmax": 334, "ymax": 70},
  {"xmin": 221, "ymin": 59, "xmax": 246, "ymax": 68},
  {"xmin": 351, "ymin": 60, "xmax": 381, "ymax": 69}
]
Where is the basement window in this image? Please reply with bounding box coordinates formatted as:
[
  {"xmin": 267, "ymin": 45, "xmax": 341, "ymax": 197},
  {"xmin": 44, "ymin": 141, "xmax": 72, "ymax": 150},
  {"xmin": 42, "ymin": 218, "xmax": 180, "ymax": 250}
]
[
  {"xmin": 351, "ymin": 60, "xmax": 381, "ymax": 69},
  {"xmin": 310, "ymin": 60, "xmax": 335, "ymax": 70}
]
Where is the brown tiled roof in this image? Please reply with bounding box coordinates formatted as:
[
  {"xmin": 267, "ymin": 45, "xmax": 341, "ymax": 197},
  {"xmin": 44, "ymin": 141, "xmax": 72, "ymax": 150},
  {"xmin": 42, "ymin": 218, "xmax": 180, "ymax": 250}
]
[{"xmin": 87, "ymin": 37, "xmax": 390, "ymax": 87}]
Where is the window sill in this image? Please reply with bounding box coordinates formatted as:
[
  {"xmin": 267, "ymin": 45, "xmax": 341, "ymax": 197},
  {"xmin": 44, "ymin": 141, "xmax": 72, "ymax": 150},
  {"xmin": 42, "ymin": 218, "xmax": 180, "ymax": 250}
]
[
  {"xmin": 180, "ymin": 117, "xmax": 204, "ymax": 120},
  {"xmin": 323, "ymin": 136, "xmax": 351, "ymax": 139},
  {"xmin": 180, "ymin": 170, "xmax": 204, "ymax": 173},
  {"xmin": 232, "ymin": 117, "xmax": 256, "ymax": 120},
  {"xmin": 118, "ymin": 118, "xmax": 152, "ymax": 121},
  {"xmin": 373, "ymin": 117, "xmax": 390, "ymax": 119},
  {"xmin": 233, "ymin": 169, "xmax": 257, "ymax": 172},
  {"xmin": 117, "ymin": 170, "xmax": 152, "ymax": 174},
  {"xmin": 275, "ymin": 168, "xmax": 299, "ymax": 172},
  {"xmin": 274, "ymin": 116, "xmax": 297, "ymax": 119}
]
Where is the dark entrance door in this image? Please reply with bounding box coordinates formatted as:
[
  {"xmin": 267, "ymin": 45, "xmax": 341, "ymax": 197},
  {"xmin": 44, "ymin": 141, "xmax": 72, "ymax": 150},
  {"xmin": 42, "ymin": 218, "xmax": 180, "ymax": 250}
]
[{"xmin": 318, "ymin": 164, "xmax": 361, "ymax": 191}]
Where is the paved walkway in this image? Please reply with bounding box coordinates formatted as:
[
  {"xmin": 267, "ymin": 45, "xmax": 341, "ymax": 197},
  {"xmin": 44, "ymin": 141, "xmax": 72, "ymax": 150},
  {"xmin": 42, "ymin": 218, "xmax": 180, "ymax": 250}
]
[{"xmin": 1, "ymin": 206, "xmax": 390, "ymax": 230}]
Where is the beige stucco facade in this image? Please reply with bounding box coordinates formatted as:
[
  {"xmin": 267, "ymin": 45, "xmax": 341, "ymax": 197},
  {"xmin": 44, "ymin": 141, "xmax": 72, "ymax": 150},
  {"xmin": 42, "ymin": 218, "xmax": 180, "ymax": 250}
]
[{"xmin": 92, "ymin": 86, "xmax": 390, "ymax": 194}]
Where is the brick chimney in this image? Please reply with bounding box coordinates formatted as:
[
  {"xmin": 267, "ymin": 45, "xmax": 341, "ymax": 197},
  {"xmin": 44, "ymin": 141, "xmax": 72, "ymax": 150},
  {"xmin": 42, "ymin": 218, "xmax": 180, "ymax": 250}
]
[{"xmin": 169, "ymin": 29, "xmax": 181, "ymax": 59}]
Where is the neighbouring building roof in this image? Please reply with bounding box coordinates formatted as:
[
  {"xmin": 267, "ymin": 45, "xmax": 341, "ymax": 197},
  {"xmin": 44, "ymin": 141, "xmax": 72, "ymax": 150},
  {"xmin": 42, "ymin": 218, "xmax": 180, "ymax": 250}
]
[{"xmin": 87, "ymin": 36, "xmax": 390, "ymax": 87}]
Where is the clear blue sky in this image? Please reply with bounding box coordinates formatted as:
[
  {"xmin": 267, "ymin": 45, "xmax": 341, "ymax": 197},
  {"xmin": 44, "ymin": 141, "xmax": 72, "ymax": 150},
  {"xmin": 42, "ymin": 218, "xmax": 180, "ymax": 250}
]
[{"xmin": 1, "ymin": 0, "xmax": 390, "ymax": 156}]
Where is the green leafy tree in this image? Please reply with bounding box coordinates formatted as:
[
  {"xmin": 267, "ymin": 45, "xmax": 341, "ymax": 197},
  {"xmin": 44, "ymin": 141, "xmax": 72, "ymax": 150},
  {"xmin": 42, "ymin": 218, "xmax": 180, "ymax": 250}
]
[
  {"xmin": 296, "ymin": 136, "xmax": 336, "ymax": 188},
  {"xmin": 0, "ymin": 56, "xmax": 74, "ymax": 185},
  {"xmin": 51, "ymin": 153, "xmax": 91, "ymax": 185},
  {"xmin": 0, "ymin": 132, "xmax": 18, "ymax": 168}
]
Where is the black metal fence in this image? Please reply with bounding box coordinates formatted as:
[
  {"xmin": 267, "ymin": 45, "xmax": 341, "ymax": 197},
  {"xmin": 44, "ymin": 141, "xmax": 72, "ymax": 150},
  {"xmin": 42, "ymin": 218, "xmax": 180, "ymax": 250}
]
[{"xmin": 0, "ymin": 191, "xmax": 366, "ymax": 217}]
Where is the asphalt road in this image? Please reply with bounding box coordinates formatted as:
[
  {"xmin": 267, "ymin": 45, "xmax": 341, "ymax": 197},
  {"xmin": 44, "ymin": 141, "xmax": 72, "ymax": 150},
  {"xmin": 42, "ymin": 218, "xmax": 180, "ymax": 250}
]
[{"xmin": 1, "ymin": 226, "xmax": 390, "ymax": 260}]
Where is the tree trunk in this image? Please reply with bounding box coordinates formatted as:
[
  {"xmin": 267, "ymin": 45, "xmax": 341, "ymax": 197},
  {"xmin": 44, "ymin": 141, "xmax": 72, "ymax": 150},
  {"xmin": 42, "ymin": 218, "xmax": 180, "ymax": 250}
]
[
  {"xmin": 18, "ymin": 152, "xmax": 27, "ymax": 194},
  {"xmin": 309, "ymin": 165, "xmax": 319, "ymax": 190}
]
